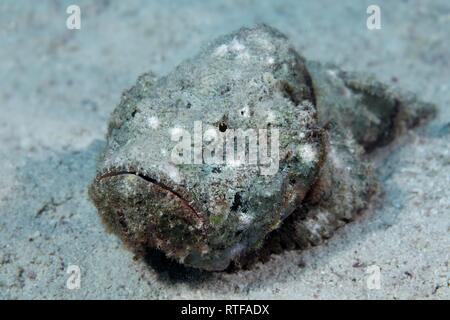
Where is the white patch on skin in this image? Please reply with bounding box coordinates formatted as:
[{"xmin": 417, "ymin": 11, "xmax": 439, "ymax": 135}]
[
  {"xmin": 226, "ymin": 150, "xmax": 246, "ymax": 167},
  {"xmin": 304, "ymin": 218, "xmax": 322, "ymax": 238},
  {"xmin": 327, "ymin": 69, "xmax": 338, "ymax": 79},
  {"xmin": 200, "ymin": 246, "xmax": 209, "ymax": 255},
  {"xmin": 148, "ymin": 116, "xmax": 160, "ymax": 129},
  {"xmin": 266, "ymin": 110, "xmax": 276, "ymax": 123},
  {"xmin": 226, "ymin": 158, "xmax": 243, "ymax": 167},
  {"xmin": 170, "ymin": 127, "xmax": 184, "ymax": 137},
  {"xmin": 238, "ymin": 212, "xmax": 254, "ymax": 227},
  {"xmin": 266, "ymin": 57, "xmax": 274, "ymax": 65},
  {"xmin": 262, "ymin": 72, "xmax": 275, "ymax": 85},
  {"xmin": 237, "ymin": 51, "xmax": 251, "ymax": 60},
  {"xmin": 248, "ymin": 78, "xmax": 259, "ymax": 88},
  {"xmin": 264, "ymin": 190, "xmax": 273, "ymax": 197},
  {"xmin": 229, "ymin": 38, "xmax": 245, "ymax": 52},
  {"xmin": 161, "ymin": 163, "xmax": 182, "ymax": 183},
  {"xmin": 204, "ymin": 128, "xmax": 218, "ymax": 140},
  {"xmin": 214, "ymin": 44, "xmax": 228, "ymax": 56},
  {"xmin": 227, "ymin": 242, "xmax": 246, "ymax": 258},
  {"xmin": 329, "ymin": 146, "xmax": 343, "ymax": 169},
  {"xmin": 298, "ymin": 144, "xmax": 317, "ymax": 164},
  {"xmin": 316, "ymin": 211, "xmax": 330, "ymax": 224},
  {"xmin": 240, "ymin": 105, "xmax": 250, "ymax": 117},
  {"xmin": 213, "ymin": 38, "xmax": 245, "ymax": 57},
  {"xmin": 341, "ymin": 86, "xmax": 352, "ymax": 98}
]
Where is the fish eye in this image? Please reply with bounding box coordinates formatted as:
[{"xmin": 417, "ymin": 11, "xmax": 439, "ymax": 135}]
[{"xmin": 218, "ymin": 122, "xmax": 228, "ymax": 132}]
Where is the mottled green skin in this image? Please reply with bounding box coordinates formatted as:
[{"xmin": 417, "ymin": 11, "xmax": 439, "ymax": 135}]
[
  {"xmin": 307, "ymin": 61, "xmax": 436, "ymax": 151},
  {"xmin": 89, "ymin": 25, "xmax": 436, "ymax": 271},
  {"xmin": 90, "ymin": 25, "xmax": 322, "ymax": 271}
]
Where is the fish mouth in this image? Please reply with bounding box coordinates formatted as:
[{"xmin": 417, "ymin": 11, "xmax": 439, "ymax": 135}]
[
  {"xmin": 89, "ymin": 169, "xmax": 207, "ymax": 260},
  {"xmin": 96, "ymin": 170, "xmax": 200, "ymax": 218},
  {"xmin": 90, "ymin": 170, "xmax": 260, "ymax": 271}
]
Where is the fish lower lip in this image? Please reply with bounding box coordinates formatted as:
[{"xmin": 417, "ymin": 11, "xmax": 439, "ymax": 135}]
[
  {"xmin": 96, "ymin": 170, "xmax": 199, "ymax": 217},
  {"xmin": 90, "ymin": 169, "xmax": 208, "ymax": 262}
]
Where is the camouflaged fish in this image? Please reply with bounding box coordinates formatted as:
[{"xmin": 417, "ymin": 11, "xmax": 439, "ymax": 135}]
[{"xmin": 89, "ymin": 25, "xmax": 435, "ymax": 271}]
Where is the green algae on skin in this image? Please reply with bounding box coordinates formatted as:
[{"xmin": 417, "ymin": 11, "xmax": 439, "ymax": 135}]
[{"xmin": 89, "ymin": 24, "xmax": 436, "ymax": 271}]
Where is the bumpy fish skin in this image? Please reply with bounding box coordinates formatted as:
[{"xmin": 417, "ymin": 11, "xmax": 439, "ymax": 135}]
[{"xmin": 89, "ymin": 25, "xmax": 435, "ymax": 271}]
